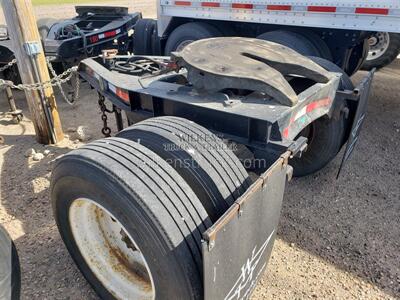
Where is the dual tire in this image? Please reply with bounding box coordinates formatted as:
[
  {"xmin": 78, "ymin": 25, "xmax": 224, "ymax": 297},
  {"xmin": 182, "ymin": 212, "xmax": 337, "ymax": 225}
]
[
  {"xmin": 164, "ymin": 23, "xmax": 333, "ymax": 62},
  {"xmin": 51, "ymin": 117, "xmax": 249, "ymax": 299},
  {"xmin": 362, "ymin": 32, "xmax": 400, "ymax": 70}
]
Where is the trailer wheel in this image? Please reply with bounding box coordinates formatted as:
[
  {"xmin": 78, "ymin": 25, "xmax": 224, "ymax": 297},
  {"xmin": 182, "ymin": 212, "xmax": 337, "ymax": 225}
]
[
  {"xmin": 0, "ymin": 225, "xmax": 20, "ymax": 300},
  {"xmin": 117, "ymin": 116, "xmax": 251, "ymax": 222},
  {"xmin": 165, "ymin": 22, "xmax": 222, "ymax": 54},
  {"xmin": 0, "ymin": 59, "xmax": 20, "ymax": 85},
  {"xmin": 291, "ymin": 57, "xmax": 353, "ymax": 177},
  {"xmin": 133, "ymin": 19, "xmax": 158, "ymax": 55},
  {"xmin": 51, "ymin": 137, "xmax": 212, "ymax": 299},
  {"xmin": 362, "ymin": 32, "xmax": 400, "ymax": 70},
  {"xmin": 257, "ymin": 30, "xmax": 321, "ymax": 57},
  {"xmin": 308, "ymin": 56, "xmax": 354, "ymax": 91},
  {"xmin": 37, "ymin": 18, "xmax": 58, "ymax": 40},
  {"xmin": 289, "ymin": 29, "xmax": 333, "ymax": 61}
]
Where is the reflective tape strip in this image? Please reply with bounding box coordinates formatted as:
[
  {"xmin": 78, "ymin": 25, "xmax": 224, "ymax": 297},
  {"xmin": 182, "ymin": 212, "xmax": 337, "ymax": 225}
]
[
  {"xmin": 308, "ymin": 6, "xmax": 336, "ymax": 13},
  {"xmin": 202, "ymin": 2, "xmax": 220, "ymax": 7},
  {"xmin": 175, "ymin": 1, "xmax": 191, "ymax": 6},
  {"xmin": 169, "ymin": 2, "xmax": 396, "ymax": 15},
  {"xmin": 306, "ymin": 98, "xmax": 332, "ymax": 113},
  {"xmin": 232, "ymin": 3, "xmax": 254, "ymax": 9},
  {"xmin": 108, "ymin": 82, "xmax": 117, "ymax": 94},
  {"xmin": 283, "ymin": 97, "xmax": 332, "ymax": 139},
  {"xmin": 108, "ymin": 82, "xmax": 130, "ymax": 103},
  {"xmin": 294, "ymin": 106, "xmax": 307, "ymax": 121},
  {"xmin": 90, "ymin": 29, "xmax": 122, "ymax": 44},
  {"xmin": 355, "ymin": 7, "xmax": 389, "ymax": 15},
  {"xmin": 267, "ymin": 5, "xmax": 291, "ymax": 11}
]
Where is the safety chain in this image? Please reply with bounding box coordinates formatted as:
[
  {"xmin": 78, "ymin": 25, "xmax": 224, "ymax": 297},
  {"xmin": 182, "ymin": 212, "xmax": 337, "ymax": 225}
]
[
  {"xmin": 0, "ymin": 64, "xmax": 78, "ymax": 92},
  {"xmin": 98, "ymin": 94, "xmax": 113, "ymax": 137},
  {"xmin": 46, "ymin": 57, "xmax": 80, "ymax": 105},
  {"xmin": 0, "ymin": 58, "xmax": 17, "ymax": 72}
]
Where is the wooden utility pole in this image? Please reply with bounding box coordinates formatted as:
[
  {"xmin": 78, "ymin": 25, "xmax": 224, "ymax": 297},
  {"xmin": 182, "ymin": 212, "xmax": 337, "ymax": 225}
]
[{"xmin": 1, "ymin": 0, "xmax": 64, "ymax": 144}]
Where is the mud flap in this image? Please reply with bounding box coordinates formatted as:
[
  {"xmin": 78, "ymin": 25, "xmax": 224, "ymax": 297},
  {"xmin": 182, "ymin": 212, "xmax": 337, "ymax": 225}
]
[
  {"xmin": 202, "ymin": 152, "xmax": 291, "ymax": 300},
  {"xmin": 337, "ymin": 69, "xmax": 375, "ymax": 177}
]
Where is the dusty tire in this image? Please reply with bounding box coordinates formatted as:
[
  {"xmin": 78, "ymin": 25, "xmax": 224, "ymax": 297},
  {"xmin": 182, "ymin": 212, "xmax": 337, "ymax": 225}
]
[
  {"xmin": 133, "ymin": 19, "xmax": 158, "ymax": 55},
  {"xmin": 292, "ymin": 30, "xmax": 333, "ymax": 61},
  {"xmin": 291, "ymin": 57, "xmax": 351, "ymax": 177},
  {"xmin": 308, "ymin": 56, "xmax": 354, "ymax": 91},
  {"xmin": 165, "ymin": 22, "xmax": 222, "ymax": 54},
  {"xmin": 0, "ymin": 225, "xmax": 20, "ymax": 300},
  {"xmin": 291, "ymin": 115, "xmax": 346, "ymax": 177},
  {"xmin": 51, "ymin": 137, "xmax": 212, "ymax": 299},
  {"xmin": 257, "ymin": 30, "xmax": 321, "ymax": 57},
  {"xmin": 117, "ymin": 116, "xmax": 251, "ymax": 222},
  {"xmin": 362, "ymin": 32, "xmax": 400, "ymax": 70}
]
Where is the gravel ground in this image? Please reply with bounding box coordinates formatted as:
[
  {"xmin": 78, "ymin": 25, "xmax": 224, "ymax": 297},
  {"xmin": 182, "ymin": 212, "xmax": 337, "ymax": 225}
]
[{"xmin": 0, "ymin": 2, "xmax": 399, "ymax": 299}]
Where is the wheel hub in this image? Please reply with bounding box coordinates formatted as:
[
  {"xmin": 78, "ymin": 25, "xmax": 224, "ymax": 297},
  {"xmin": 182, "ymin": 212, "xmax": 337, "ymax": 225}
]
[
  {"xmin": 69, "ymin": 198, "xmax": 155, "ymax": 300},
  {"xmin": 367, "ymin": 32, "xmax": 390, "ymax": 61}
]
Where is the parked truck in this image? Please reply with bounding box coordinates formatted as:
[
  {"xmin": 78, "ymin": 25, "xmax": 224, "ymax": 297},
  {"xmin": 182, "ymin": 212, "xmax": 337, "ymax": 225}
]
[
  {"xmin": 133, "ymin": 0, "xmax": 400, "ymax": 76},
  {"xmin": 0, "ymin": 6, "xmax": 141, "ymax": 83},
  {"xmin": 3, "ymin": 1, "xmax": 397, "ymax": 299},
  {"xmin": 51, "ymin": 38, "xmax": 374, "ymax": 300}
]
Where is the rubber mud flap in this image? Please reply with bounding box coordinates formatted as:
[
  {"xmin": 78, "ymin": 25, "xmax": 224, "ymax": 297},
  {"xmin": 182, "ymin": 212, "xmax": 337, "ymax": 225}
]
[{"xmin": 337, "ymin": 69, "xmax": 375, "ymax": 177}]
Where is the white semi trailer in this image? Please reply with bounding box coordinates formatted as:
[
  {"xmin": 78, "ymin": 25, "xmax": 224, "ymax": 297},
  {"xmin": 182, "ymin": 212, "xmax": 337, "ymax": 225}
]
[{"xmin": 133, "ymin": 0, "xmax": 400, "ymax": 75}]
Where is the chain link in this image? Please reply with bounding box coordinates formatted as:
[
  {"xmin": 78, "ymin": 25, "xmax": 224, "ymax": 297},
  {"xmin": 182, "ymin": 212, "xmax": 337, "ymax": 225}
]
[
  {"xmin": 0, "ymin": 58, "xmax": 17, "ymax": 72},
  {"xmin": 0, "ymin": 60, "xmax": 78, "ymax": 93},
  {"xmin": 98, "ymin": 94, "xmax": 112, "ymax": 137},
  {"xmin": 46, "ymin": 57, "xmax": 80, "ymax": 105}
]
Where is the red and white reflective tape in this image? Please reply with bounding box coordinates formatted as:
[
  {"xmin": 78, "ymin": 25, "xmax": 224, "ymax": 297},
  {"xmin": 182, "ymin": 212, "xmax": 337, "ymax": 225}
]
[
  {"xmin": 108, "ymin": 82, "xmax": 130, "ymax": 103},
  {"xmin": 283, "ymin": 97, "xmax": 332, "ymax": 138},
  {"xmin": 172, "ymin": 1, "xmax": 394, "ymax": 15},
  {"xmin": 89, "ymin": 29, "xmax": 122, "ymax": 44}
]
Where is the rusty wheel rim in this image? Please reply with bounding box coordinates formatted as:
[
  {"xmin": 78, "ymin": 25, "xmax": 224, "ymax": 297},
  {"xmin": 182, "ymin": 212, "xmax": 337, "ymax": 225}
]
[
  {"xmin": 69, "ymin": 198, "xmax": 155, "ymax": 299},
  {"xmin": 367, "ymin": 32, "xmax": 390, "ymax": 61}
]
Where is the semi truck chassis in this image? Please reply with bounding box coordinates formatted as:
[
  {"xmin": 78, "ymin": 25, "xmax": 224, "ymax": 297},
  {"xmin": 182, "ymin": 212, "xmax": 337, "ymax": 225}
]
[{"xmin": 51, "ymin": 38, "xmax": 374, "ymax": 299}]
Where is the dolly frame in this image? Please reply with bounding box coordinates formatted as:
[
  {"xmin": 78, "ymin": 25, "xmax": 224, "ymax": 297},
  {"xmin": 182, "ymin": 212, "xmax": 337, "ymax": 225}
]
[
  {"xmin": 79, "ymin": 51, "xmax": 373, "ymax": 168},
  {"xmin": 77, "ymin": 43, "xmax": 375, "ymax": 299}
]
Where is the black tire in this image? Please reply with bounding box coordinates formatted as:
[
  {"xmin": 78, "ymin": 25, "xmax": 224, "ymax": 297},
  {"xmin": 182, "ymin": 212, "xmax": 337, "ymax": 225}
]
[
  {"xmin": 289, "ymin": 29, "xmax": 333, "ymax": 61},
  {"xmin": 290, "ymin": 57, "xmax": 353, "ymax": 177},
  {"xmin": 257, "ymin": 30, "xmax": 321, "ymax": 57},
  {"xmin": 1, "ymin": 60, "xmax": 20, "ymax": 85},
  {"xmin": 133, "ymin": 19, "xmax": 157, "ymax": 55},
  {"xmin": 307, "ymin": 56, "xmax": 355, "ymax": 146},
  {"xmin": 51, "ymin": 137, "xmax": 213, "ymax": 299},
  {"xmin": 36, "ymin": 18, "xmax": 58, "ymax": 40},
  {"xmin": 164, "ymin": 22, "xmax": 222, "ymax": 55},
  {"xmin": 307, "ymin": 56, "xmax": 354, "ymax": 91},
  {"xmin": 117, "ymin": 116, "xmax": 251, "ymax": 222},
  {"xmin": 0, "ymin": 225, "xmax": 20, "ymax": 300},
  {"xmin": 362, "ymin": 32, "xmax": 400, "ymax": 70}
]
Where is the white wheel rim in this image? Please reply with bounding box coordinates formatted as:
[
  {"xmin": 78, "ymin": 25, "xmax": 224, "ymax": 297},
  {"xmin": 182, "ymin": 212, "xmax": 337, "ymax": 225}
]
[
  {"xmin": 367, "ymin": 32, "xmax": 390, "ymax": 61},
  {"xmin": 69, "ymin": 198, "xmax": 155, "ymax": 300}
]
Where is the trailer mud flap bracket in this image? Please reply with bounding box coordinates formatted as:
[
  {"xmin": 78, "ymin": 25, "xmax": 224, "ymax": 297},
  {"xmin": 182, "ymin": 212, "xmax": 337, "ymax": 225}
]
[{"xmin": 202, "ymin": 151, "xmax": 290, "ymax": 300}]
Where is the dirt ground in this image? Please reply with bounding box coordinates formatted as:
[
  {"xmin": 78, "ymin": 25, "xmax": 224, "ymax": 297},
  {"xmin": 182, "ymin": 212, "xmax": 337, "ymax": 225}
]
[{"xmin": 0, "ymin": 2, "xmax": 400, "ymax": 300}]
